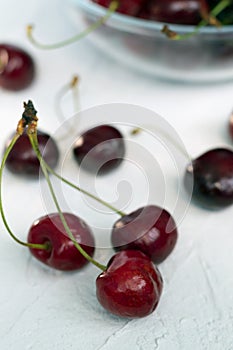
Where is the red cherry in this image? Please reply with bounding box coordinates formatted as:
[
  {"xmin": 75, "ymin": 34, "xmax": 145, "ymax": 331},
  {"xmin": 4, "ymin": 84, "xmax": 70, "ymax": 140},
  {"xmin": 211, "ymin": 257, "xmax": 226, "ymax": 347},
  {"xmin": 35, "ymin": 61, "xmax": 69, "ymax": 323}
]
[
  {"xmin": 184, "ymin": 148, "xmax": 233, "ymax": 209},
  {"xmin": 111, "ymin": 205, "xmax": 178, "ymax": 264},
  {"xmin": 73, "ymin": 125, "xmax": 125, "ymax": 174},
  {"xmin": 92, "ymin": 0, "xmax": 146, "ymax": 16},
  {"xmin": 5, "ymin": 129, "xmax": 59, "ymax": 177},
  {"xmin": 96, "ymin": 250, "xmax": 163, "ymax": 318},
  {"xmin": 0, "ymin": 44, "xmax": 35, "ymax": 91},
  {"xmin": 144, "ymin": 0, "xmax": 202, "ymax": 24},
  {"xmin": 27, "ymin": 213, "xmax": 95, "ymax": 271}
]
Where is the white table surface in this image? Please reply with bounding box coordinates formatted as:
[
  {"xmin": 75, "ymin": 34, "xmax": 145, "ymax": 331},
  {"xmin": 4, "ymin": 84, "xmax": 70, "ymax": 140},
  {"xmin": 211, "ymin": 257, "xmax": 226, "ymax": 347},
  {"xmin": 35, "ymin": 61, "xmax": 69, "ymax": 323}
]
[{"xmin": 0, "ymin": 1, "xmax": 233, "ymax": 349}]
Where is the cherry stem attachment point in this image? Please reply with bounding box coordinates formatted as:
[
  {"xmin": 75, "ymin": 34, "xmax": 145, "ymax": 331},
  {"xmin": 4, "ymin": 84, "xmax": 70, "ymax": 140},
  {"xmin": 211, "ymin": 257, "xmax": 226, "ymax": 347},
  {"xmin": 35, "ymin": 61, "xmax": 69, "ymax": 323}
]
[
  {"xmin": 28, "ymin": 132, "xmax": 107, "ymax": 271},
  {"xmin": 26, "ymin": 1, "xmax": 119, "ymax": 50},
  {"xmin": 162, "ymin": 0, "xmax": 232, "ymax": 40}
]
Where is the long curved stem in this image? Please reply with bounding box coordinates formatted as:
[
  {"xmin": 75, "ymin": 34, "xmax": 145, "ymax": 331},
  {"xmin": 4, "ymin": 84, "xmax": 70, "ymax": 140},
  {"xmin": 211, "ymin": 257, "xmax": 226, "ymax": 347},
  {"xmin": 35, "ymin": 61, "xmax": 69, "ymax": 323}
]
[
  {"xmin": 27, "ymin": 1, "xmax": 119, "ymax": 50},
  {"xmin": 45, "ymin": 163, "xmax": 126, "ymax": 217},
  {"xmin": 29, "ymin": 133, "xmax": 106, "ymax": 271},
  {"xmin": 0, "ymin": 134, "xmax": 49, "ymax": 250},
  {"xmin": 131, "ymin": 124, "xmax": 191, "ymax": 161}
]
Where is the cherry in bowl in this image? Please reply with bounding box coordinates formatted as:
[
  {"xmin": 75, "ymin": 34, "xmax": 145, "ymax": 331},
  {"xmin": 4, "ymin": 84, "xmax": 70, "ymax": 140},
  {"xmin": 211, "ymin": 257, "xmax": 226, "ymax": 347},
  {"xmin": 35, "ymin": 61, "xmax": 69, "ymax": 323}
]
[
  {"xmin": 73, "ymin": 125, "xmax": 125, "ymax": 174},
  {"xmin": 141, "ymin": 0, "xmax": 203, "ymax": 24},
  {"xmin": 5, "ymin": 129, "xmax": 59, "ymax": 177},
  {"xmin": 0, "ymin": 44, "xmax": 35, "ymax": 91},
  {"xmin": 28, "ymin": 212, "xmax": 95, "ymax": 271},
  {"xmin": 96, "ymin": 250, "xmax": 163, "ymax": 318},
  {"xmin": 92, "ymin": 0, "xmax": 146, "ymax": 16}
]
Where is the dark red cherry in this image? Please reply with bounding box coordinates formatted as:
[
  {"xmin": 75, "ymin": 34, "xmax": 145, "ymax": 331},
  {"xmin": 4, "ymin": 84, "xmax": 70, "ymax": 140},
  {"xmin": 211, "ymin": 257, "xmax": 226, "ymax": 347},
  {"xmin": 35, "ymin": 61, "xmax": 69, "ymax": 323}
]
[
  {"xmin": 111, "ymin": 205, "xmax": 178, "ymax": 264},
  {"xmin": 96, "ymin": 250, "xmax": 163, "ymax": 318},
  {"xmin": 144, "ymin": 0, "xmax": 203, "ymax": 24},
  {"xmin": 73, "ymin": 125, "xmax": 125, "ymax": 174},
  {"xmin": 92, "ymin": 0, "xmax": 146, "ymax": 16},
  {"xmin": 0, "ymin": 44, "xmax": 35, "ymax": 91},
  {"xmin": 5, "ymin": 129, "xmax": 59, "ymax": 177},
  {"xmin": 28, "ymin": 213, "xmax": 95, "ymax": 271},
  {"xmin": 184, "ymin": 148, "xmax": 233, "ymax": 209}
]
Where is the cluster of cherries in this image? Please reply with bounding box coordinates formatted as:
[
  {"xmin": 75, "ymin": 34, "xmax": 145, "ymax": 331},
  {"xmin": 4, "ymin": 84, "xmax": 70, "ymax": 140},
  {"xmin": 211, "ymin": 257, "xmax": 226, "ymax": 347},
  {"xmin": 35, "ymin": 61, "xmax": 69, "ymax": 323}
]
[
  {"xmin": 92, "ymin": 0, "xmax": 233, "ymax": 25},
  {"xmin": 1, "ymin": 41, "xmax": 233, "ymax": 319}
]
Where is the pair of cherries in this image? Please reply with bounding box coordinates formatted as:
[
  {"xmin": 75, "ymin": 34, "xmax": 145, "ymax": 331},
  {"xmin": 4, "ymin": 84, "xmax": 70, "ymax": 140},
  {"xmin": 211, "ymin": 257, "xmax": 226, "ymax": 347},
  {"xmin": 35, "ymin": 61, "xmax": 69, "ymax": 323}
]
[{"xmin": 93, "ymin": 0, "xmax": 233, "ymax": 25}]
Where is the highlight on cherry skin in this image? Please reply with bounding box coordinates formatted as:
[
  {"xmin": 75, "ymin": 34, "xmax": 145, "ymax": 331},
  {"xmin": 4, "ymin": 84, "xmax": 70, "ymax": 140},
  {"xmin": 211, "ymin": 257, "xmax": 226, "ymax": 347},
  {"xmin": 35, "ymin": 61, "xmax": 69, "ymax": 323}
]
[
  {"xmin": 5, "ymin": 129, "xmax": 59, "ymax": 177},
  {"xmin": 184, "ymin": 148, "xmax": 233, "ymax": 210},
  {"xmin": 73, "ymin": 125, "xmax": 125, "ymax": 174},
  {"xmin": 28, "ymin": 213, "xmax": 95, "ymax": 271},
  {"xmin": 138, "ymin": 0, "xmax": 205, "ymax": 24},
  {"xmin": 0, "ymin": 44, "xmax": 35, "ymax": 91},
  {"xmin": 96, "ymin": 250, "xmax": 163, "ymax": 318},
  {"xmin": 111, "ymin": 205, "xmax": 178, "ymax": 264}
]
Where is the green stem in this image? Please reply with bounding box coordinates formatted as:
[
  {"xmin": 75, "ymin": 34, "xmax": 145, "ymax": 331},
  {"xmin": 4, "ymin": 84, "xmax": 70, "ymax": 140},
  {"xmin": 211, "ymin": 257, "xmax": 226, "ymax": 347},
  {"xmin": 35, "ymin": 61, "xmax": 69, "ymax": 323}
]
[
  {"xmin": 162, "ymin": 0, "xmax": 232, "ymax": 40},
  {"xmin": 27, "ymin": 1, "xmax": 119, "ymax": 50},
  {"xmin": 0, "ymin": 134, "xmax": 49, "ymax": 250},
  {"xmin": 46, "ymin": 164, "xmax": 126, "ymax": 217},
  {"xmin": 29, "ymin": 133, "xmax": 107, "ymax": 271}
]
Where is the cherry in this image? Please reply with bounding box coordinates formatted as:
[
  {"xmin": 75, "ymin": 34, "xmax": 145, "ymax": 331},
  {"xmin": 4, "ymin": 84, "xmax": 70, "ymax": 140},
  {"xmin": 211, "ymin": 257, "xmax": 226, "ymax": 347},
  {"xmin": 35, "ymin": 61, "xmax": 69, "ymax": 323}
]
[
  {"xmin": 73, "ymin": 125, "xmax": 125, "ymax": 174},
  {"xmin": 96, "ymin": 250, "xmax": 163, "ymax": 318},
  {"xmin": 28, "ymin": 212, "xmax": 95, "ymax": 271},
  {"xmin": 92, "ymin": 0, "xmax": 146, "ymax": 16},
  {"xmin": 0, "ymin": 44, "xmax": 35, "ymax": 91},
  {"xmin": 143, "ymin": 0, "xmax": 204, "ymax": 25},
  {"xmin": 5, "ymin": 129, "xmax": 59, "ymax": 177},
  {"xmin": 111, "ymin": 205, "xmax": 178, "ymax": 264},
  {"xmin": 184, "ymin": 148, "xmax": 233, "ymax": 209}
]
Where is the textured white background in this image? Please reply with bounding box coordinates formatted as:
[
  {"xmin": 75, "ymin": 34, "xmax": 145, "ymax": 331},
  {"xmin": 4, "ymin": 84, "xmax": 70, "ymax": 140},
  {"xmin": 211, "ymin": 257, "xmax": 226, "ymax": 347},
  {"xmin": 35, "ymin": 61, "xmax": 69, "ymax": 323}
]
[{"xmin": 0, "ymin": 0, "xmax": 233, "ymax": 349}]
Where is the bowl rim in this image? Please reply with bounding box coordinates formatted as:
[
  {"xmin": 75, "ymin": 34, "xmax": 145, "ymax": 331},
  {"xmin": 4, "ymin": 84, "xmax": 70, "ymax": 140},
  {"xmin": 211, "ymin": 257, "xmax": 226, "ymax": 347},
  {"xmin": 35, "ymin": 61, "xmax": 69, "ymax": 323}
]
[{"xmin": 74, "ymin": 0, "xmax": 233, "ymax": 35}]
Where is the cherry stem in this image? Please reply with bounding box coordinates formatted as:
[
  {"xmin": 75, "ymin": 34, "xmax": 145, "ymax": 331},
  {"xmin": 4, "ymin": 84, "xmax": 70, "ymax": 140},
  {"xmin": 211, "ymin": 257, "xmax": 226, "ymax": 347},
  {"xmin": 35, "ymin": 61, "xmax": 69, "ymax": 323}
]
[
  {"xmin": 130, "ymin": 124, "xmax": 191, "ymax": 161},
  {"xmin": 55, "ymin": 75, "xmax": 80, "ymax": 141},
  {"xmin": 199, "ymin": 0, "xmax": 221, "ymax": 26},
  {"xmin": 26, "ymin": 1, "xmax": 119, "ymax": 50},
  {"xmin": 29, "ymin": 132, "xmax": 107, "ymax": 271},
  {"xmin": 0, "ymin": 134, "xmax": 50, "ymax": 251},
  {"xmin": 162, "ymin": 0, "xmax": 232, "ymax": 40},
  {"xmin": 45, "ymin": 163, "xmax": 126, "ymax": 217}
]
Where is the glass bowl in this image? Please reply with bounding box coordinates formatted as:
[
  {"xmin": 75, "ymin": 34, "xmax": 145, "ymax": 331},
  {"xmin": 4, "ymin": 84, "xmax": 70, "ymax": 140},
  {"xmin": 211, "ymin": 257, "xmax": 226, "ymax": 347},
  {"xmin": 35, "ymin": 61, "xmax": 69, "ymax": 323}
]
[{"xmin": 71, "ymin": 0, "xmax": 233, "ymax": 83}]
